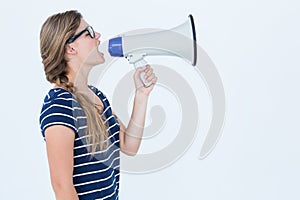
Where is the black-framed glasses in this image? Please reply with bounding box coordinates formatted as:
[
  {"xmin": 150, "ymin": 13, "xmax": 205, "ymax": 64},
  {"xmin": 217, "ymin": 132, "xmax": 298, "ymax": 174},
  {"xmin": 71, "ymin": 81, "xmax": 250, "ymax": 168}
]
[{"xmin": 66, "ymin": 26, "xmax": 95, "ymax": 44}]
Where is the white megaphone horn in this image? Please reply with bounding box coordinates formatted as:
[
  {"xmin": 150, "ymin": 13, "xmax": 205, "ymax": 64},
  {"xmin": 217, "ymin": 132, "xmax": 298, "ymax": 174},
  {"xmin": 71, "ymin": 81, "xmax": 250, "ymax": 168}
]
[{"xmin": 108, "ymin": 14, "xmax": 197, "ymax": 87}]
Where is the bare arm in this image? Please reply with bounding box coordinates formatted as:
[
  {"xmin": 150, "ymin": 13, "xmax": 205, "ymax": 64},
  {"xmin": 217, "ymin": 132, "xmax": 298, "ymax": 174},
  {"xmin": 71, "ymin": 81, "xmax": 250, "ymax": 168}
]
[
  {"xmin": 45, "ymin": 125, "xmax": 79, "ymax": 200},
  {"xmin": 117, "ymin": 65, "xmax": 157, "ymax": 156},
  {"xmin": 117, "ymin": 91, "xmax": 149, "ymax": 156}
]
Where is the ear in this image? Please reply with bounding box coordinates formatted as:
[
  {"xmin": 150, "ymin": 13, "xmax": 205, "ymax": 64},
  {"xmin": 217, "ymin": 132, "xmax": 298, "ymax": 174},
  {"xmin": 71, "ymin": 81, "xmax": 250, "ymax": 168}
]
[{"xmin": 65, "ymin": 44, "xmax": 77, "ymax": 55}]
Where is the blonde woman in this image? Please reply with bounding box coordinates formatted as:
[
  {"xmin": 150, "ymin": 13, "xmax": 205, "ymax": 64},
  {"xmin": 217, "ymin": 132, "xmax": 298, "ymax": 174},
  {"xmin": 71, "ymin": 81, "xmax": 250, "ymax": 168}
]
[{"xmin": 39, "ymin": 10, "xmax": 157, "ymax": 200}]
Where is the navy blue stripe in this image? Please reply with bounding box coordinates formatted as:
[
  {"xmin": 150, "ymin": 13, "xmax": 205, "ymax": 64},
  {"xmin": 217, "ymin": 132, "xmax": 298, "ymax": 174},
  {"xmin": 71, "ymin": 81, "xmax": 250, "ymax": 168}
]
[{"xmin": 39, "ymin": 85, "xmax": 120, "ymax": 200}]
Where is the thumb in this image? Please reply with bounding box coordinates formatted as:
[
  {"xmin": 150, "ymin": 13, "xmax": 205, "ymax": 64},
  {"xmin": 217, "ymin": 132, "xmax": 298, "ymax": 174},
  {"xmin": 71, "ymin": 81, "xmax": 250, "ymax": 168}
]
[
  {"xmin": 134, "ymin": 65, "xmax": 147, "ymax": 77},
  {"xmin": 136, "ymin": 65, "xmax": 147, "ymax": 72}
]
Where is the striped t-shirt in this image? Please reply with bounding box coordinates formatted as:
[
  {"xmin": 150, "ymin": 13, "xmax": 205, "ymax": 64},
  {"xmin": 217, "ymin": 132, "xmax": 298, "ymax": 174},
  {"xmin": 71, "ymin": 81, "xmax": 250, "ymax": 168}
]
[{"xmin": 39, "ymin": 85, "xmax": 120, "ymax": 200}]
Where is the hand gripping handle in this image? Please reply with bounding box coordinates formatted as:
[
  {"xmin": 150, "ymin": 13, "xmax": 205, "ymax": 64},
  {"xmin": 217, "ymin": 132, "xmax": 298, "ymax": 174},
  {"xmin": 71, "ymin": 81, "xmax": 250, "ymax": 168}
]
[{"xmin": 133, "ymin": 59, "xmax": 152, "ymax": 88}]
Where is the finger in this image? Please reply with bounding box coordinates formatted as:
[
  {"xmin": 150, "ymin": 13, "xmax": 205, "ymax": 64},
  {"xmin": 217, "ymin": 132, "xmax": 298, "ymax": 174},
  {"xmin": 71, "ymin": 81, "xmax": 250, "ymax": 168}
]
[
  {"xmin": 146, "ymin": 73, "xmax": 155, "ymax": 82},
  {"xmin": 145, "ymin": 68, "xmax": 153, "ymax": 76},
  {"xmin": 136, "ymin": 65, "xmax": 147, "ymax": 72},
  {"xmin": 144, "ymin": 71, "xmax": 153, "ymax": 80},
  {"xmin": 134, "ymin": 66, "xmax": 147, "ymax": 80},
  {"xmin": 151, "ymin": 76, "xmax": 158, "ymax": 84},
  {"xmin": 147, "ymin": 77, "xmax": 157, "ymax": 89},
  {"xmin": 144, "ymin": 65, "xmax": 151, "ymax": 72}
]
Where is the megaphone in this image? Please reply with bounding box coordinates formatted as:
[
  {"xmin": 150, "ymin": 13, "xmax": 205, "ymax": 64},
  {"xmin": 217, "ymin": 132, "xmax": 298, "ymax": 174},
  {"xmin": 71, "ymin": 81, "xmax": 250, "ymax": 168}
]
[{"xmin": 108, "ymin": 14, "xmax": 197, "ymax": 87}]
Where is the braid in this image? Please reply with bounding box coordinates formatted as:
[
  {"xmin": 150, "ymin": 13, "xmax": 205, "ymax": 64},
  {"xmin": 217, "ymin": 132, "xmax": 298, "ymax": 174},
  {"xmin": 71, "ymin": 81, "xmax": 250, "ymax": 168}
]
[
  {"xmin": 40, "ymin": 10, "xmax": 109, "ymax": 156},
  {"xmin": 56, "ymin": 74, "xmax": 109, "ymax": 153},
  {"xmin": 56, "ymin": 73, "xmax": 75, "ymax": 93}
]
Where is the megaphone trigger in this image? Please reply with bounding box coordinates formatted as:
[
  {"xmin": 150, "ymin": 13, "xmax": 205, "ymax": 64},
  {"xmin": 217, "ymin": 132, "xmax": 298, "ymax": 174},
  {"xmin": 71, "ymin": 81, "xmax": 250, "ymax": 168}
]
[{"xmin": 127, "ymin": 54, "xmax": 153, "ymax": 88}]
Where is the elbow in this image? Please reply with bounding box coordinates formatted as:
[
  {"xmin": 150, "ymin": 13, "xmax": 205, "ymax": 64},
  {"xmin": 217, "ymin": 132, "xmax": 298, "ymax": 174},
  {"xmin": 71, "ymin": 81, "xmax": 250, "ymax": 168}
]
[
  {"xmin": 51, "ymin": 180, "xmax": 66, "ymax": 195},
  {"xmin": 122, "ymin": 148, "xmax": 138, "ymax": 157},
  {"xmin": 126, "ymin": 152, "xmax": 137, "ymax": 157},
  {"xmin": 50, "ymin": 176, "xmax": 75, "ymax": 196},
  {"xmin": 121, "ymin": 141, "xmax": 140, "ymax": 156}
]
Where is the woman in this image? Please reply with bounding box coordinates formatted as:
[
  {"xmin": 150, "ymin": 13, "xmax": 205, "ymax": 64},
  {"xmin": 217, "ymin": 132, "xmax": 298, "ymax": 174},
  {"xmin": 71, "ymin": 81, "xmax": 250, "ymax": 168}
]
[{"xmin": 39, "ymin": 10, "xmax": 157, "ymax": 200}]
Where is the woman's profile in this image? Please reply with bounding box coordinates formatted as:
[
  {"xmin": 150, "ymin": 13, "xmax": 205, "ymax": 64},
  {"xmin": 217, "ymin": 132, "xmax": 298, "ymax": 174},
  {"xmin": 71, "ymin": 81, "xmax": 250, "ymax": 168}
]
[{"xmin": 39, "ymin": 10, "xmax": 157, "ymax": 200}]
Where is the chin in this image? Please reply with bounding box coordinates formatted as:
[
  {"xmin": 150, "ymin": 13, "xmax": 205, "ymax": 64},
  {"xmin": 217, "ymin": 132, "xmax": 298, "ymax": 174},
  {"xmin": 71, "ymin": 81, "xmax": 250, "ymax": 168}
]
[
  {"xmin": 98, "ymin": 56, "xmax": 105, "ymax": 64},
  {"xmin": 89, "ymin": 53, "xmax": 105, "ymax": 66},
  {"xmin": 87, "ymin": 58, "xmax": 105, "ymax": 68}
]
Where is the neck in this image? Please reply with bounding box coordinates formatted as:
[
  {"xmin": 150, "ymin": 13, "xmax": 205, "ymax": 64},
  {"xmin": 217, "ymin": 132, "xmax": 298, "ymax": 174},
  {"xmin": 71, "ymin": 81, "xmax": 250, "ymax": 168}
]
[{"xmin": 67, "ymin": 63, "xmax": 92, "ymax": 92}]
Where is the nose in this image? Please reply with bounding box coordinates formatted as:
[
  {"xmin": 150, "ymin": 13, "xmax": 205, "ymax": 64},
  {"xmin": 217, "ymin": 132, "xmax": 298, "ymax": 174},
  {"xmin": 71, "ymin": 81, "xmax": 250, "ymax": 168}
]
[{"xmin": 95, "ymin": 31, "xmax": 101, "ymax": 39}]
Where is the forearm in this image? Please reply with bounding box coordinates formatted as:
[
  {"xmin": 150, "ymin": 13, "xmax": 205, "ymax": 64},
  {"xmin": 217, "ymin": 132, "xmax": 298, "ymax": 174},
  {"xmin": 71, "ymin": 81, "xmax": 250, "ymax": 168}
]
[{"xmin": 124, "ymin": 90, "xmax": 149, "ymax": 155}]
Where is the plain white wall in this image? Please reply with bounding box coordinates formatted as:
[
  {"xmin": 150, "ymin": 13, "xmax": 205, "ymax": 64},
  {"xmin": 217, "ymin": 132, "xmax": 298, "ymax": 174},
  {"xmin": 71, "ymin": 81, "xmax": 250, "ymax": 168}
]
[{"xmin": 0, "ymin": 0, "xmax": 299, "ymax": 199}]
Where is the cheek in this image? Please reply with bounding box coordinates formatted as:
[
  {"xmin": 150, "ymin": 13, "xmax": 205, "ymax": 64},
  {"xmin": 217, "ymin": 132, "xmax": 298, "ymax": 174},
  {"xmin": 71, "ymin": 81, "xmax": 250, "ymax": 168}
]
[
  {"xmin": 80, "ymin": 44, "xmax": 94, "ymax": 57},
  {"xmin": 78, "ymin": 41, "xmax": 100, "ymax": 63},
  {"xmin": 87, "ymin": 42, "xmax": 97, "ymax": 55}
]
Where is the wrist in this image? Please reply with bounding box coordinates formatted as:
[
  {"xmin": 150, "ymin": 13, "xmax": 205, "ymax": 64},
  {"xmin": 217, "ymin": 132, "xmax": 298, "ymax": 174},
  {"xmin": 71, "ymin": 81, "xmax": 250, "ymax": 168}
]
[{"xmin": 135, "ymin": 90, "xmax": 150, "ymax": 100}]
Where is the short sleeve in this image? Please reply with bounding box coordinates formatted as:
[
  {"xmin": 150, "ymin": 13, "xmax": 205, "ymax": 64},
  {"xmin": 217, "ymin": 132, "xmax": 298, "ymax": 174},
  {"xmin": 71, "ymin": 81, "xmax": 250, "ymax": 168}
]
[{"xmin": 39, "ymin": 93, "xmax": 78, "ymax": 140}]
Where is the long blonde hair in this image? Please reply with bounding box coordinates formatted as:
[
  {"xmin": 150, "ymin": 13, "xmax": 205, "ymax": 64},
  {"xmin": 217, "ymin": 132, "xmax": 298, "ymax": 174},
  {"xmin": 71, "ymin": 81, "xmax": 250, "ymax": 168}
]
[{"xmin": 40, "ymin": 10, "xmax": 109, "ymax": 154}]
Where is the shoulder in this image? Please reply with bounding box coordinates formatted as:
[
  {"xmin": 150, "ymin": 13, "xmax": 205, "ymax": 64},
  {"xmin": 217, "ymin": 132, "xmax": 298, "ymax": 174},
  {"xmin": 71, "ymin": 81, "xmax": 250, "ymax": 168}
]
[
  {"xmin": 43, "ymin": 88, "xmax": 76, "ymax": 106},
  {"xmin": 39, "ymin": 88, "xmax": 78, "ymax": 138},
  {"xmin": 40, "ymin": 88, "xmax": 78, "ymax": 117},
  {"xmin": 88, "ymin": 85, "xmax": 106, "ymax": 97},
  {"xmin": 89, "ymin": 85, "xmax": 109, "ymax": 103}
]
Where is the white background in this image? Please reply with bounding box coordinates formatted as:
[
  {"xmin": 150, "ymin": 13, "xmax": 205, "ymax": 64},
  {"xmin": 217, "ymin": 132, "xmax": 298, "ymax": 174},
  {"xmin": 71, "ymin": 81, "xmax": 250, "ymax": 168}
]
[{"xmin": 0, "ymin": 0, "xmax": 299, "ymax": 199}]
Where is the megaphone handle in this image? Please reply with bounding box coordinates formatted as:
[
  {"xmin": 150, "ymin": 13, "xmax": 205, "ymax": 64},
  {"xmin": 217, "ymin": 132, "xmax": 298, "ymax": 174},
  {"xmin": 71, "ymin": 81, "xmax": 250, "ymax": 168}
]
[{"xmin": 133, "ymin": 59, "xmax": 152, "ymax": 88}]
